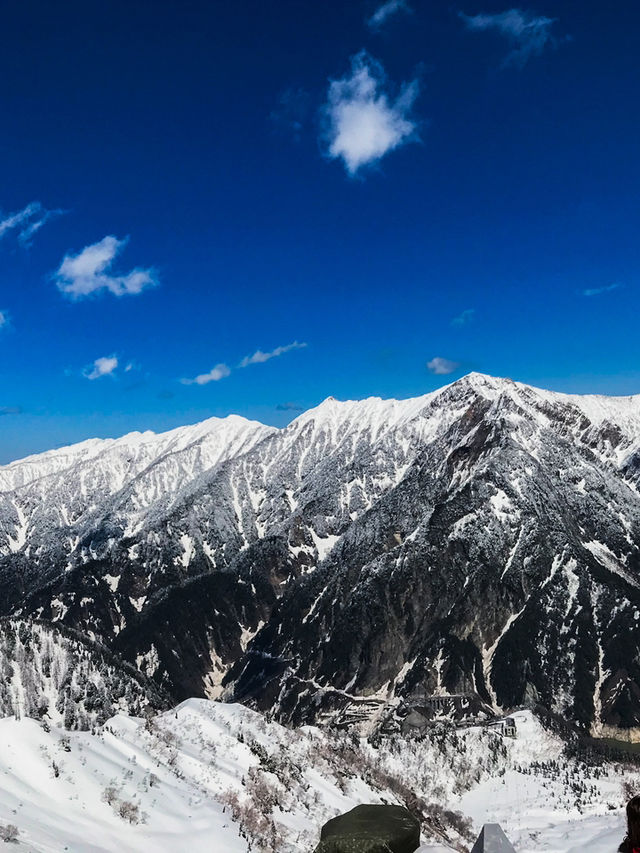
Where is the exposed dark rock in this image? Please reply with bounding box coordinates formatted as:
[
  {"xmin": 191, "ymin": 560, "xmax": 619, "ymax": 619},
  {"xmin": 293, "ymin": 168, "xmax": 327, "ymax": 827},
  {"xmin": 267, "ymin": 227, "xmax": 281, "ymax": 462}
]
[{"xmin": 315, "ymin": 804, "xmax": 420, "ymax": 853}]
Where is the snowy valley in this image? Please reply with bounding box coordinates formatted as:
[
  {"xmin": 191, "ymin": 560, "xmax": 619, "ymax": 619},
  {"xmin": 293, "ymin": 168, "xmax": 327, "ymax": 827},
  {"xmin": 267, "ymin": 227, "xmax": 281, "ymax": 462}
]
[{"xmin": 0, "ymin": 701, "xmax": 633, "ymax": 852}]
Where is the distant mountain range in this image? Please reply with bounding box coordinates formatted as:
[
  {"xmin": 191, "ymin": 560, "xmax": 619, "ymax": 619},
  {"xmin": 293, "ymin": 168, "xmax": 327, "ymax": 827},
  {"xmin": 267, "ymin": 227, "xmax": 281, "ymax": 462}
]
[{"xmin": 2, "ymin": 373, "xmax": 640, "ymax": 736}]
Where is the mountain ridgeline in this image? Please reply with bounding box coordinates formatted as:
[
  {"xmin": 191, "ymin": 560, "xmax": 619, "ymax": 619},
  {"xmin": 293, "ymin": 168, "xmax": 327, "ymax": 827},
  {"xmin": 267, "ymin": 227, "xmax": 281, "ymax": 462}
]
[{"xmin": 2, "ymin": 373, "xmax": 640, "ymax": 736}]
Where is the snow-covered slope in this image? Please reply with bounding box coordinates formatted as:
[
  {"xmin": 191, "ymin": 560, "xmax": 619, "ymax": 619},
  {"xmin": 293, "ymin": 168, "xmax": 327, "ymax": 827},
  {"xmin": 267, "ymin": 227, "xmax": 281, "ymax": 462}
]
[
  {"xmin": 0, "ymin": 413, "xmax": 274, "ymax": 560},
  {"xmin": 0, "ymin": 702, "xmax": 631, "ymax": 852},
  {"xmin": 0, "ymin": 414, "xmax": 275, "ymax": 492},
  {"xmin": 0, "ymin": 619, "xmax": 168, "ymax": 728},
  {"xmin": 3, "ymin": 374, "xmax": 640, "ymax": 734}
]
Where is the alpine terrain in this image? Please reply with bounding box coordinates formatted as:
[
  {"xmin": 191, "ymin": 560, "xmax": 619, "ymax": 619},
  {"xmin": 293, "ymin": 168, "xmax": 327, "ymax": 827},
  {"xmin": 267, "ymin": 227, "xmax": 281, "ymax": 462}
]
[{"xmin": 2, "ymin": 373, "xmax": 640, "ymax": 738}]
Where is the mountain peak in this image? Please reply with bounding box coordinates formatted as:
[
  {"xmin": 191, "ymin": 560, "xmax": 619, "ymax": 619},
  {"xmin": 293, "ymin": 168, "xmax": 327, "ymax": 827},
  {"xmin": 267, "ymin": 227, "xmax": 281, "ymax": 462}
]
[{"xmin": 453, "ymin": 371, "xmax": 513, "ymax": 390}]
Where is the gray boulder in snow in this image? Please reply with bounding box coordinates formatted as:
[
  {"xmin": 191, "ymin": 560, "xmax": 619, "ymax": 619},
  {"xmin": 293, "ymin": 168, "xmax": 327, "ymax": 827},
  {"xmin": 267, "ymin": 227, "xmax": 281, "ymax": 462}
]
[
  {"xmin": 470, "ymin": 824, "xmax": 516, "ymax": 853},
  {"xmin": 315, "ymin": 803, "xmax": 420, "ymax": 852}
]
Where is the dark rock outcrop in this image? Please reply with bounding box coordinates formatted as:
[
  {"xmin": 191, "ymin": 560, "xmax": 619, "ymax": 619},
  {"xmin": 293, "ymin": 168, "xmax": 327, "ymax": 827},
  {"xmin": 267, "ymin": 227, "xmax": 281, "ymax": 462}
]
[{"xmin": 315, "ymin": 804, "xmax": 420, "ymax": 853}]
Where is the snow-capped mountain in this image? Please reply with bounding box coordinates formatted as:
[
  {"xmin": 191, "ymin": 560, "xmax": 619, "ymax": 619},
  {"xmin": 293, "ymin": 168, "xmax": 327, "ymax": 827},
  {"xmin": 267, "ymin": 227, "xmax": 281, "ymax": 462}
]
[{"xmin": 3, "ymin": 373, "xmax": 640, "ymax": 735}]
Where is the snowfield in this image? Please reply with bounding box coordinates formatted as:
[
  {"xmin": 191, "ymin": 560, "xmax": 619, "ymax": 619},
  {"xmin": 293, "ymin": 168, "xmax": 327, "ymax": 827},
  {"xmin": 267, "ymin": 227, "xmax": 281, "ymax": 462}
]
[
  {"xmin": 0, "ymin": 702, "xmax": 633, "ymax": 852},
  {"xmin": 457, "ymin": 712, "xmax": 628, "ymax": 851}
]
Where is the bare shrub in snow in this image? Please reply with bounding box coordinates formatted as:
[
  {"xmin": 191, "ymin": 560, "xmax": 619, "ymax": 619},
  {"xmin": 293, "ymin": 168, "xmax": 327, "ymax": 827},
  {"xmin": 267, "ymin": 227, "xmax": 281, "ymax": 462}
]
[
  {"xmin": 238, "ymin": 801, "xmax": 285, "ymax": 852},
  {"xmin": 102, "ymin": 785, "xmax": 119, "ymax": 806},
  {"xmin": 248, "ymin": 767, "xmax": 280, "ymax": 807},
  {"xmin": 442, "ymin": 808, "xmax": 474, "ymax": 842},
  {"xmin": 118, "ymin": 800, "xmax": 140, "ymax": 824},
  {"xmin": 220, "ymin": 782, "xmax": 285, "ymax": 852},
  {"xmin": 220, "ymin": 788, "xmax": 242, "ymax": 821},
  {"xmin": 0, "ymin": 824, "xmax": 18, "ymax": 843}
]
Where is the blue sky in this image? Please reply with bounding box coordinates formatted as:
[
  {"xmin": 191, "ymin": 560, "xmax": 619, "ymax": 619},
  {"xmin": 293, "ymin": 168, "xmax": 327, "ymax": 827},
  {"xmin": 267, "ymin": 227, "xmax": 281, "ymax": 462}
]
[{"xmin": 1, "ymin": 0, "xmax": 639, "ymax": 462}]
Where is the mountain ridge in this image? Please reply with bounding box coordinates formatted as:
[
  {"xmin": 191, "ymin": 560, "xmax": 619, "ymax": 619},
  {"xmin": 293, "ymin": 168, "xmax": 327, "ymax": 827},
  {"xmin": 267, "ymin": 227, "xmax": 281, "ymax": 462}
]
[
  {"xmin": 3, "ymin": 372, "xmax": 640, "ymax": 736},
  {"xmin": 6, "ymin": 371, "xmax": 640, "ymax": 475}
]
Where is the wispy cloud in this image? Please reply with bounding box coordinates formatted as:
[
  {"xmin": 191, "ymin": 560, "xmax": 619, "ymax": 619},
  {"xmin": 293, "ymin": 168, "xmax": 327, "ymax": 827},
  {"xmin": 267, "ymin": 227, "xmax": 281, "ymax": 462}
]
[
  {"xmin": 452, "ymin": 308, "xmax": 475, "ymax": 326},
  {"xmin": 459, "ymin": 8, "xmax": 559, "ymax": 68},
  {"xmin": 276, "ymin": 401, "xmax": 304, "ymax": 412},
  {"xmin": 182, "ymin": 341, "xmax": 306, "ymax": 387},
  {"xmin": 181, "ymin": 363, "xmax": 231, "ymax": 386},
  {"xmin": 239, "ymin": 341, "xmax": 307, "ymax": 368},
  {"xmin": 83, "ymin": 355, "xmax": 119, "ymax": 380},
  {"xmin": 322, "ymin": 51, "xmax": 419, "ymax": 175},
  {"xmin": 0, "ymin": 201, "xmax": 63, "ymax": 245},
  {"xmin": 0, "ymin": 310, "xmax": 8, "ymax": 330},
  {"xmin": 54, "ymin": 235, "xmax": 158, "ymax": 299},
  {"xmin": 582, "ymin": 283, "xmax": 622, "ymax": 297},
  {"xmin": 367, "ymin": 0, "xmax": 411, "ymax": 30},
  {"xmin": 427, "ymin": 356, "xmax": 460, "ymax": 375},
  {"xmin": 0, "ymin": 406, "xmax": 22, "ymax": 416}
]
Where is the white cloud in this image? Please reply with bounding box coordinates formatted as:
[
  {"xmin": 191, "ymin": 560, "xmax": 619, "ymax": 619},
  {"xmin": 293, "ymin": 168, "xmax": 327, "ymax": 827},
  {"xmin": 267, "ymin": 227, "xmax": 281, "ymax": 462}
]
[
  {"xmin": 0, "ymin": 310, "xmax": 8, "ymax": 330},
  {"xmin": 427, "ymin": 356, "xmax": 460, "ymax": 375},
  {"xmin": 322, "ymin": 51, "xmax": 419, "ymax": 175},
  {"xmin": 239, "ymin": 341, "xmax": 307, "ymax": 368},
  {"xmin": 0, "ymin": 201, "xmax": 63, "ymax": 245},
  {"xmin": 181, "ymin": 363, "xmax": 231, "ymax": 386},
  {"xmin": 181, "ymin": 341, "xmax": 305, "ymax": 386},
  {"xmin": 582, "ymin": 283, "xmax": 621, "ymax": 297},
  {"xmin": 83, "ymin": 355, "xmax": 119, "ymax": 380},
  {"xmin": 452, "ymin": 308, "xmax": 475, "ymax": 326},
  {"xmin": 54, "ymin": 235, "xmax": 158, "ymax": 298},
  {"xmin": 459, "ymin": 8, "xmax": 558, "ymax": 67},
  {"xmin": 367, "ymin": 0, "xmax": 411, "ymax": 29}
]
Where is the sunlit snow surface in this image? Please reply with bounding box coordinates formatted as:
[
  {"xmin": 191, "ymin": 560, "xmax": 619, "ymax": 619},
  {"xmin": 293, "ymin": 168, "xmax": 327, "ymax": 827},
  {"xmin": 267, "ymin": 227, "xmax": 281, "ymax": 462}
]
[
  {"xmin": 458, "ymin": 713, "xmax": 626, "ymax": 852},
  {"xmin": 0, "ymin": 703, "xmax": 631, "ymax": 852}
]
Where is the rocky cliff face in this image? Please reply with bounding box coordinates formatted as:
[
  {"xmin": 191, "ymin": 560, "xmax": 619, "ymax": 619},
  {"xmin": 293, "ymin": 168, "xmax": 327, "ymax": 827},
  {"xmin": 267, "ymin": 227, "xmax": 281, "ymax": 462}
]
[{"xmin": 2, "ymin": 373, "xmax": 640, "ymax": 734}]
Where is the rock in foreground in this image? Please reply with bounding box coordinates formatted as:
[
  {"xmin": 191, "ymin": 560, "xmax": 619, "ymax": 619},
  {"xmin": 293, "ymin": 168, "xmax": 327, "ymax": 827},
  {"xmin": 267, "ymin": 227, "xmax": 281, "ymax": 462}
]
[{"xmin": 316, "ymin": 804, "xmax": 421, "ymax": 853}]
